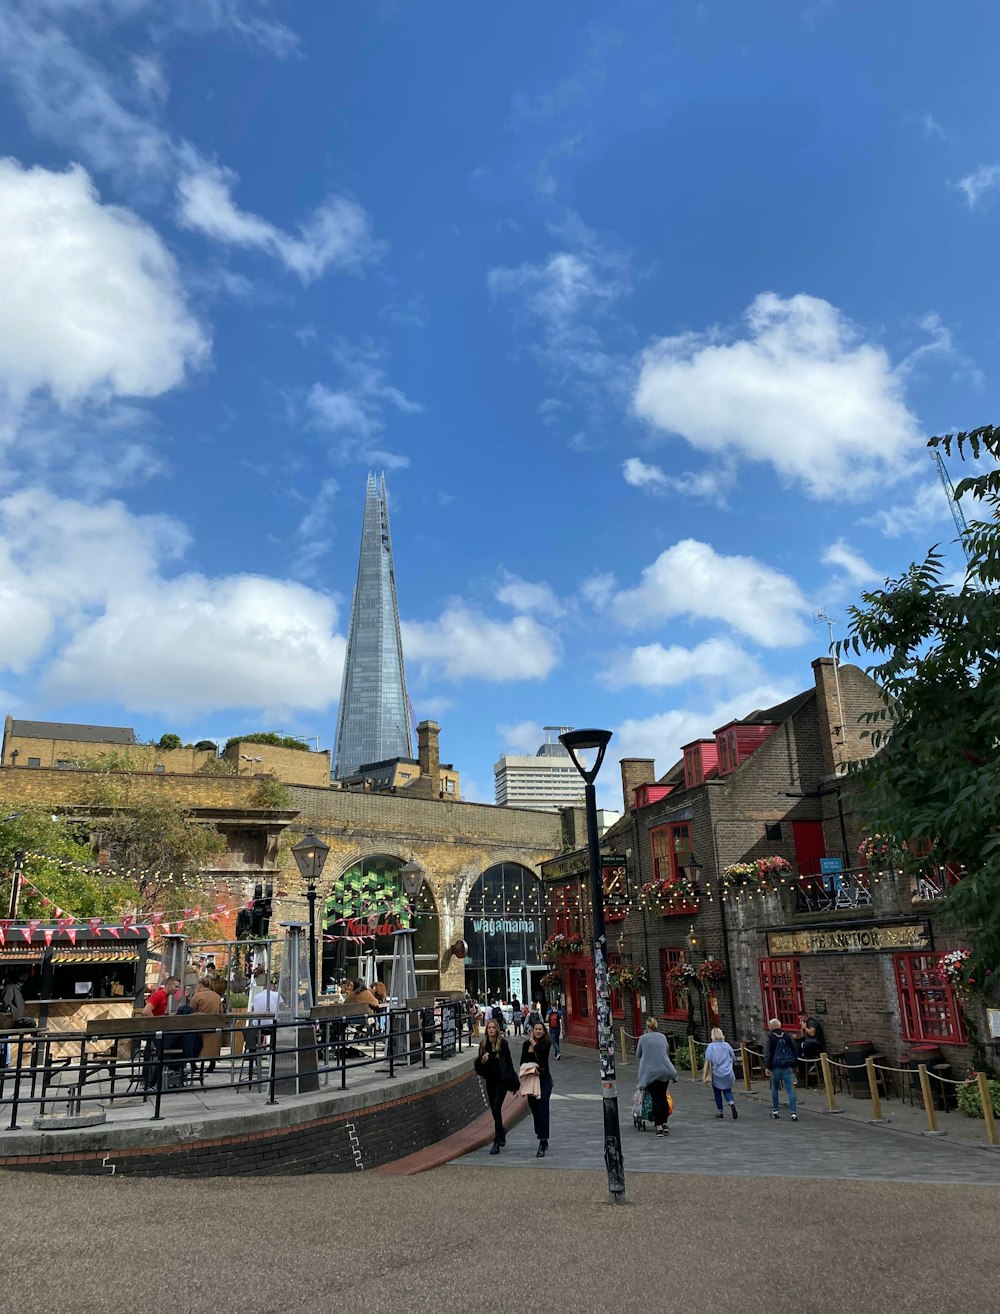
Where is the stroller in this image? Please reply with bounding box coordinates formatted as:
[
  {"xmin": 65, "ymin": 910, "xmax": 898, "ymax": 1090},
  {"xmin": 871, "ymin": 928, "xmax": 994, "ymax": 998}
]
[{"xmin": 632, "ymin": 1084, "xmax": 674, "ymax": 1131}]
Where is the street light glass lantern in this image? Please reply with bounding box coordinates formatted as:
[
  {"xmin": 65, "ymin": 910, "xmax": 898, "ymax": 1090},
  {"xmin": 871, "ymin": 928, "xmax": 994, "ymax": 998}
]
[
  {"xmin": 558, "ymin": 728, "xmax": 613, "ymax": 786},
  {"xmin": 291, "ymin": 833, "xmax": 331, "ymax": 885},
  {"xmin": 399, "ymin": 860, "xmax": 424, "ymax": 898},
  {"xmin": 681, "ymin": 853, "xmax": 704, "ymax": 885}
]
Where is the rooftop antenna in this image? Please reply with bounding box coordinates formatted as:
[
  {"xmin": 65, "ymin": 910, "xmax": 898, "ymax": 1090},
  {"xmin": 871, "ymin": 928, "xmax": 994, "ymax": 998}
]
[
  {"xmin": 812, "ymin": 610, "xmax": 847, "ymax": 763},
  {"xmin": 934, "ymin": 449, "xmax": 973, "ymax": 565}
]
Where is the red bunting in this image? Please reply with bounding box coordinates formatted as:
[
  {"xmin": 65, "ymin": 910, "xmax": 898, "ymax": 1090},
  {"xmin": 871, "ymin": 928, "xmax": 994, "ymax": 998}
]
[
  {"xmin": 43, "ymin": 928, "xmax": 54, "ymax": 948},
  {"xmin": 88, "ymin": 917, "xmax": 102, "ymax": 933},
  {"xmin": 151, "ymin": 912, "xmax": 163, "ymax": 925},
  {"xmin": 161, "ymin": 922, "xmax": 170, "ymax": 934},
  {"xmin": 121, "ymin": 914, "xmax": 134, "ymax": 929},
  {"xmin": 20, "ymin": 927, "xmax": 30, "ymax": 941},
  {"xmin": 57, "ymin": 917, "xmax": 72, "ymax": 933},
  {"xmin": 67, "ymin": 928, "xmax": 77, "ymax": 946},
  {"xmin": 28, "ymin": 919, "xmax": 40, "ymax": 936},
  {"xmin": 0, "ymin": 928, "xmax": 5, "ymax": 945},
  {"xmin": 107, "ymin": 926, "xmax": 120, "ymax": 939}
]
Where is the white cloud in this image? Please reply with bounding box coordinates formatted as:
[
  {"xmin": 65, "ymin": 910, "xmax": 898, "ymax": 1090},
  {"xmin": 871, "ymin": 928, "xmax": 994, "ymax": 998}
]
[
  {"xmin": 177, "ymin": 162, "xmax": 381, "ymax": 282},
  {"xmin": 50, "ymin": 574, "xmax": 344, "ymax": 718},
  {"xmin": 622, "ymin": 457, "xmax": 669, "ymax": 493},
  {"xmin": 600, "ymin": 637, "xmax": 754, "ymax": 690},
  {"xmin": 0, "ymin": 486, "xmax": 346, "ymax": 716},
  {"xmin": 487, "ymin": 216, "xmax": 630, "ymax": 386},
  {"xmin": 956, "ymin": 164, "xmax": 1000, "ymax": 209},
  {"xmin": 497, "ymin": 720, "xmax": 545, "ymax": 754},
  {"xmin": 604, "ymin": 539, "xmax": 810, "ymax": 647},
  {"xmin": 863, "ymin": 480, "xmax": 951, "ymax": 539},
  {"xmin": 580, "ymin": 571, "xmax": 616, "ymax": 610},
  {"xmin": 303, "ymin": 341, "xmax": 421, "ymax": 469},
  {"xmin": 495, "ymin": 572, "xmax": 564, "ymax": 617},
  {"xmin": 403, "ymin": 606, "xmax": 559, "ymax": 682},
  {"xmin": 633, "ymin": 292, "xmax": 924, "ymax": 499},
  {"xmin": 821, "ymin": 539, "xmax": 880, "ymax": 586},
  {"xmin": 0, "ymin": 159, "xmax": 208, "ymax": 410}
]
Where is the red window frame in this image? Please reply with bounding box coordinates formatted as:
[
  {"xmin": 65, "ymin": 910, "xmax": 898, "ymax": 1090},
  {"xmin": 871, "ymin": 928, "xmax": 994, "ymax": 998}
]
[
  {"xmin": 549, "ymin": 884, "xmax": 582, "ymax": 937},
  {"xmin": 650, "ymin": 822, "xmax": 692, "ymax": 884},
  {"xmin": 660, "ymin": 947, "xmax": 689, "ymax": 1021},
  {"xmin": 759, "ymin": 957, "xmax": 805, "ymax": 1029},
  {"xmin": 893, "ymin": 953, "xmax": 965, "ymax": 1044}
]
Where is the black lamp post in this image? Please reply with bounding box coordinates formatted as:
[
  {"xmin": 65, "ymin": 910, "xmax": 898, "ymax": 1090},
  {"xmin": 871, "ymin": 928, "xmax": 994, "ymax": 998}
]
[
  {"xmin": 559, "ymin": 727, "xmax": 626, "ymax": 1205},
  {"xmin": 291, "ymin": 833, "xmax": 331, "ymax": 1003},
  {"xmin": 399, "ymin": 860, "xmax": 425, "ymax": 902}
]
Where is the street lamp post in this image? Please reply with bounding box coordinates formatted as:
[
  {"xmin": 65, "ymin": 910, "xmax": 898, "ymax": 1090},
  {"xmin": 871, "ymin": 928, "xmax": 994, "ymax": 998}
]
[
  {"xmin": 559, "ymin": 728, "xmax": 626, "ymax": 1206},
  {"xmin": 291, "ymin": 833, "xmax": 331, "ymax": 1003}
]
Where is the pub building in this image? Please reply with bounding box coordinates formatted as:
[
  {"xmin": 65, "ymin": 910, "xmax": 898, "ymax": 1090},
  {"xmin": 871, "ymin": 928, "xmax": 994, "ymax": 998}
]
[{"xmin": 0, "ymin": 927, "xmax": 149, "ymax": 1032}]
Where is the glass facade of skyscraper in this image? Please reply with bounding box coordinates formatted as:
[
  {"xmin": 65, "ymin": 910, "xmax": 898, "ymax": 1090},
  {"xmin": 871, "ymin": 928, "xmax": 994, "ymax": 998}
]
[{"xmin": 333, "ymin": 473, "xmax": 412, "ymax": 778}]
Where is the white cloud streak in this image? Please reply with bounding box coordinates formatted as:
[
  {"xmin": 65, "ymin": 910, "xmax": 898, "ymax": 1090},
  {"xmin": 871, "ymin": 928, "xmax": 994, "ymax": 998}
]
[
  {"xmin": 957, "ymin": 164, "xmax": 1000, "ymax": 209},
  {"xmin": 600, "ymin": 637, "xmax": 755, "ymax": 690},
  {"xmin": 403, "ymin": 606, "xmax": 560, "ymax": 682}
]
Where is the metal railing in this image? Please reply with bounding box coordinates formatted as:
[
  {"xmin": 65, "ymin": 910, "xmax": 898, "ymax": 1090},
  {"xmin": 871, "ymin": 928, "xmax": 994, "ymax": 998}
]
[{"xmin": 0, "ymin": 1000, "xmax": 468, "ymax": 1131}]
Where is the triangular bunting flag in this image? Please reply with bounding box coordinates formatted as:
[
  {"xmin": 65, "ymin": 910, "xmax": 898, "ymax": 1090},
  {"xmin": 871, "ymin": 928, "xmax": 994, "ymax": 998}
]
[
  {"xmin": 160, "ymin": 922, "xmax": 170, "ymax": 934},
  {"xmin": 43, "ymin": 928, "xmax": 54, "ymax": 948},
  {"xmin": 67, "ymin": 928, "xmax": 77, "ymax": 946},
  {"xmin": 20, "ymin": 926, "xmax": 31, "ymax": 941},
  {"xmin": 88, "ymin": 917, "xmax": 102, "ymax": 933},
  {"xmin": 122, "ymin": 914, "xmax": 134, "ymax": 929},
  {"xmin": 151, "ymin": 912, "xmax": 164, "ymax": 925},
  {"xmin": 107, "ymin": 926, "xmax": 120, "ymax": 939},
  {"xmin": 0, "ymin": 928, "xmax": 5, "ymax": 945}
]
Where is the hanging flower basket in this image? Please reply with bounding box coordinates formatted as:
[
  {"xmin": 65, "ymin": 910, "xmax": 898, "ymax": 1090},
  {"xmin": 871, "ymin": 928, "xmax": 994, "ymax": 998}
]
[
  {"xmin": 697, "ymin": 958, "xmax": 727, "ymax": 986},
  {"xmin": 608, "ymin": 963, "xmax": 648, "ymax": 991},
  {"xmin": 539, "ymin": 970, "xmax": 562, "ymax": 990},
  {"xmin": 935, "ymin": 947, "xmax": 975, "ymax": 996},
  {"xmin": 858, "ymin": 833, "xmax": 901, "ymax": 872},
  {"xmin": 723, "ymin": 856, "xmax": 791, "ymax": 895},
  {"xmin": 667, "ymin": 961, "xmax": 699, "ymax": 995},
  {"xmin": 542, "ymin": 932, "xmax": 585, "ymax": 963}
]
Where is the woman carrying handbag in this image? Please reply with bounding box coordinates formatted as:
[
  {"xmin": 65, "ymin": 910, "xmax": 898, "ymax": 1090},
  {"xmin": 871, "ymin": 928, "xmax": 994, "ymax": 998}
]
[
  {"xmin": 474, "ymin": 1018, "xmax": 518, "ymax": 1154},
  {"xmin": 520, "ymin": 1020, "xmax": 554, "ymax": 1157}
]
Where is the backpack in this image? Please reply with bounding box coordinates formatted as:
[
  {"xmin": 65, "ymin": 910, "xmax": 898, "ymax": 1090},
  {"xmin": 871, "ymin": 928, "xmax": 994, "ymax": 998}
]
[
  {"xmin": 771, "ymin": 1032, "xmax": 796, "ymax": 1068},
  {"xmin": 548, "ymin": 1010, "xmax": 560, "ymax": 1030}
]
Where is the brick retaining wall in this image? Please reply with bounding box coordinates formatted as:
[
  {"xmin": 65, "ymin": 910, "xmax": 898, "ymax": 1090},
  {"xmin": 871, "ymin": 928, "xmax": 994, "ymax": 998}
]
[{"xmin": 0, "ymin": 1067, "xmax": 487, "ymax": 1177}]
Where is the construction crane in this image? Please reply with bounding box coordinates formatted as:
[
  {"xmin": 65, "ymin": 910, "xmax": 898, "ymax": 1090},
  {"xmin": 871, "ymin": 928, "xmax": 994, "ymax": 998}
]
[{"xmin": 934, "ymin": 449, "xmax": 972, "ymax": 563}]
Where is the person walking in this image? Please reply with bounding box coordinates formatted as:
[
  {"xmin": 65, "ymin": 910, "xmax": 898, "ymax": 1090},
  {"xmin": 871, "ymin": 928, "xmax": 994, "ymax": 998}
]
[
  {"xmin": 702, "ymin": 1026, "xmax": 739, "ymax": 1120},
  {"xmin": 520, "ymin": 1020, "xmax": 554, "ymax": 1156},
  {"xmin": 765, "ymin": 1017, "xmax": 798, "ymax": 1120},
  {"xmin": 474, "ymin": 1018, "xmax": 515, "ymax": 1154},
  {"xmin": 546, "ymin": 1002, "xmax": 563, "ymax": 1058},
  {"xmin": 636, "ymin": 1017, "xmax": 678, "ymax": 1135}
]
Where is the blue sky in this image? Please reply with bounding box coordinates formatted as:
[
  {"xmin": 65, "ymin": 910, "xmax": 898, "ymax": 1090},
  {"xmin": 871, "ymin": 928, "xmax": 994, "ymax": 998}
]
[{"xmin": 0, "ymin": 1, "xmax": 992, "ymax": 806}]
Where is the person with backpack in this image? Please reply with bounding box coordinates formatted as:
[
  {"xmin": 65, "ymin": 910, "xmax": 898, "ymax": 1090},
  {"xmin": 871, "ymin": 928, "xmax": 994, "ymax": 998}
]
[
  {"xmin": 765, "ymin": 1017, "xmax": 798, "ymax": 1120},
  {"xmin": 546, "ymin": 1003, "xmax": 563, "ymax": 1058},
  {"xmin": 511, "ymin": 996, "xmax": 523, "ymax": 1035}
]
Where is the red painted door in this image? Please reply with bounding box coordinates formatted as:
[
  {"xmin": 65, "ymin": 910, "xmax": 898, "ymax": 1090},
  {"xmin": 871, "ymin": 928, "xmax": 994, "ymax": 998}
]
[
  {"xmin": 792, "ymin": 820, "xmax": 825, "ymax": 876},
  {"xmin": 565, "ymin": 961, "xmax": 596, "ymax": 1047}
]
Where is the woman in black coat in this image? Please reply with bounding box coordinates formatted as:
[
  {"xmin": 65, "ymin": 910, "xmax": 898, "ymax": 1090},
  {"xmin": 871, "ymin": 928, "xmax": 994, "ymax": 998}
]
[
  {"xmin": 521, "ymin": 1020, "xmax": 554, "ymax": 1157},
  {"xmin": 474, "ymin": 1018, "xmax": 514, "ymax": 1154}
]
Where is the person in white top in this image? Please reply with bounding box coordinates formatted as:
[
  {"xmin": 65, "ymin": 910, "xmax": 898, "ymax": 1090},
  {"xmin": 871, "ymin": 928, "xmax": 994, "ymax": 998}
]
[{"xmin": 249, "ymin": 985, "xmax": 283, "ymax": 1020}]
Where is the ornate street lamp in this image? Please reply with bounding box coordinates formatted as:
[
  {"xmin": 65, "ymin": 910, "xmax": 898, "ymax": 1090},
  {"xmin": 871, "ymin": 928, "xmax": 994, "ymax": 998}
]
[
  {"xmin": 291, "ymin": 833, "xmax": 331, "ymax": 1003},
  {"xmin": 559, "ymin": 727, "xmax": 625, "ymax": 1206},
  {"xmin": 399, "ymin": 860, "xmax": 425, "ymax": 900}
]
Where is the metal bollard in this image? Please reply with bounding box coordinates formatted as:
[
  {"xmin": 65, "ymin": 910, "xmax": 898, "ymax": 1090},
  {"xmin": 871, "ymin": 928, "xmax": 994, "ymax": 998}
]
[
  {"xmin": 976, "ymin": 1071, "xmax": 998, "ymax": 1147},
  {"xmin": 819, "ymin": 1052, "xmax": 840, "ymax": 1114},
  {"xmin": 740, "ymin": 1043, "xmax": 753, "ymax": 1092},
  {"xmin": 917, "ymin": 1063, "xmax": 942, "ymax": 1135},
  {"xmin": 688, "ymin": 1036, "xmax": 698, "ymax": 1079},
  {"xmin": 864, "ymin": 1056, "xmax": 885, "ymax": 1122},
  {"xmin": 619, "ymin": 1026, "xmax": 629, "ymax": 1063}
]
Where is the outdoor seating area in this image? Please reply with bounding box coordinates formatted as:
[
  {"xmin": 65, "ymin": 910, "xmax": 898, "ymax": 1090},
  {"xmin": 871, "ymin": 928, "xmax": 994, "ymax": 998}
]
[{"xmin": 0, "ymin": 998, "xmax": 467, "ymax": 1129}]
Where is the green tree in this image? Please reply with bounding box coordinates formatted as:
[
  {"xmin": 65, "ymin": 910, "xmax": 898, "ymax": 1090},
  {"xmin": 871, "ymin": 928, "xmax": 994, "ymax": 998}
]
[
  {"xmin": 158, "ymin": 733, "xmax": 182, "ymax": 750},
  {"xmin": 84, "ymin": 771, "xmax": 226, "ymax": 915},
  {"xmin": 842, "ymin": 425, "xmax": 1000, "ymax": 984},
  {"xmin": 224, "ymin": 732, "xmax": 310, "ymax": 752},
  {"xmin": 0, "ymin": 806, "xmax": 136, "ymax": 920}
]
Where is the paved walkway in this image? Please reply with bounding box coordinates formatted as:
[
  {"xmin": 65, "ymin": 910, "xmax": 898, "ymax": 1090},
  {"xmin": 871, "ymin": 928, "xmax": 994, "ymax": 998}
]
[{"xmin": 452, "ymin": 1045, "xmax": 1000, "ymax": 1185}]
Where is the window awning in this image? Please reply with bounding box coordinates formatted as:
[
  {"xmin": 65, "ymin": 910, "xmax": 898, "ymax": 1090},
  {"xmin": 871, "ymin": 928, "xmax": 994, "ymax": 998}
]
[{"xmin": 50, "ymin": 950, "xmax": 140, "ymax": 964}]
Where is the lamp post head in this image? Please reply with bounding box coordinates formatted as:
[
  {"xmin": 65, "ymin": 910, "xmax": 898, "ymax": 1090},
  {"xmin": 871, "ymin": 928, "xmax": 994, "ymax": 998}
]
[
  {"xmin": 687, "ymin": 923, "xmax": 699, "ymax": 951},
  {"xmin": 558, "ymin": 728, "xmax": 613, "ymax": 786},
  {"xmin": 681, "ymin": 853, "xmax": 704, "ymax": 885},
  {"xmin": 291, "ymin": 833, "xmax": 331, "ymax": 887},
  {"xmin": 399, "ymin": 860, "xmax": 424, "ymax": 898}
]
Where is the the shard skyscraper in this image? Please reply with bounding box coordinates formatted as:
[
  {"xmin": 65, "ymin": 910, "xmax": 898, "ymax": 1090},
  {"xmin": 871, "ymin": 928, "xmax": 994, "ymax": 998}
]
[{"xmin": 333, "ymin": 473, "xmax": 412, "ymax": 778}]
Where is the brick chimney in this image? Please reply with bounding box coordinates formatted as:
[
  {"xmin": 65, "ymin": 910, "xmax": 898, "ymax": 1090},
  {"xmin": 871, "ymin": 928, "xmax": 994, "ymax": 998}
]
[
  {"xmin": 417, "ymin": 720, "xmax": 440, "ymax": 789},
  {"xmin": 812, "ymin": 657, "xmax": 844, "ymax": 775},
  {"xmin": 620, "ymin": 758, "xmax": 656, "ymax": 812}
]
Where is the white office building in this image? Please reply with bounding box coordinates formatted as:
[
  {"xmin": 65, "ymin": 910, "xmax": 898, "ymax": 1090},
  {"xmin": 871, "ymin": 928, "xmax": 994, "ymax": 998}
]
[{"xmin": 494, "ymin": 726, "xmax": 587, "ymax": 811}]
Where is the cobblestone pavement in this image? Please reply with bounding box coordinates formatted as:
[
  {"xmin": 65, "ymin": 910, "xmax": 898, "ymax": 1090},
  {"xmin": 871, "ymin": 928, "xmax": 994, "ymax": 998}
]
[{"xmin": 454, "ymin": 1045, "xmax": 1000, "ymax": 1185}]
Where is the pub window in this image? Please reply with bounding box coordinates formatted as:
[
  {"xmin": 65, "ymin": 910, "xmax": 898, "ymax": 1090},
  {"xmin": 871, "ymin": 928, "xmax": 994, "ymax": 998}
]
[
  {"xmin": 893, "ymin": 953, "xmax": 965, "ymax": 1045},
  {"xmin": 765, "ymin": 822, "xmax": 782, "ymax": 842},
  {"xmin": 650, "ymin": 822, "xmax": 691, "ymax": 884},
  {"xmin": 27, "ymin": 757, "xmax": 40, "ymax": 767},
  {"xmin": 759, "ymin": 956, "xmax": 804, "ymax": 1029},
  {"xmin": 660, "ymin": 947, "xmax": 688, "ymax": 1020}
]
